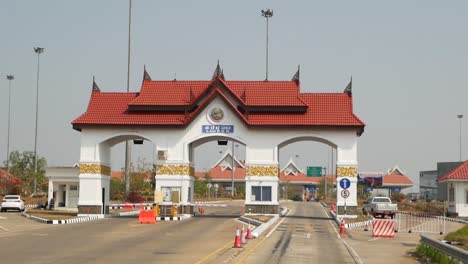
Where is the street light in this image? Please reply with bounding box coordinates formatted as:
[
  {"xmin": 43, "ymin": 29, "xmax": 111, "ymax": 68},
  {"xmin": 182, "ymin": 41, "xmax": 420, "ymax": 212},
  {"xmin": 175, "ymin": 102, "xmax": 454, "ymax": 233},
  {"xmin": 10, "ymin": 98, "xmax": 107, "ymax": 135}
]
[
  {"xmin": 458, "ymin": 114, "xmax": 464, "ymax": 161},
  {"xmin": 33, "ymin": 47, "xmax": 45, "ymax": 195},
  {"xmin": 6, "ymin": 75, "xmax": 14, "ymax": 176},
  {"xmin": 231, "ymin": 141, "xmax": 239, "ymax": 197},
  {"xmin": 261, "ymin": 9, "xmax": 273, "ymax": 81}
]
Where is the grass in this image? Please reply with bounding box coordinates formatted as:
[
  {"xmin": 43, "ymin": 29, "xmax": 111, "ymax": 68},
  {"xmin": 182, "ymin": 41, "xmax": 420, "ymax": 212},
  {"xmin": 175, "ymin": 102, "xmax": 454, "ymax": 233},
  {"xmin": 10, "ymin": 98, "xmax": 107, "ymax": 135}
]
[
  {"xmin": 444, "ymin": 225, "xmax": 468, "ymax": 250},
  {"xmin": 413, "ymin": 244, "xmax": 459, "ymax": 264},
  {"xmin": 26, "ymin": 208, "xmax": 77, "ymax": 220}
]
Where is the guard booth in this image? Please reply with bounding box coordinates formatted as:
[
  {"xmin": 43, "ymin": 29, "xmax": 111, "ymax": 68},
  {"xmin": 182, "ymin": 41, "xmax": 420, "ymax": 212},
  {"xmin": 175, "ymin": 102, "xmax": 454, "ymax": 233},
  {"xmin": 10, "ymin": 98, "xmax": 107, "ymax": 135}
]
[{"xmin": 71, "ymin": 63, "xmax": 365, "ymax": 216}]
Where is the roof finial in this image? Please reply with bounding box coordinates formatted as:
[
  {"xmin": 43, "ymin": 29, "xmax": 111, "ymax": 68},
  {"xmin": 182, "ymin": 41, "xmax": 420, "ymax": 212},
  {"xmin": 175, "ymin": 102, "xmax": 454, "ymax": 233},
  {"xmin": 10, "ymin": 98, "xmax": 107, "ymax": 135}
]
[
  {"xmin": 92, "ymin": 76, "xmax": 100, "ymax": 92},
  {"xmin": 344, "ymin": 76, "xmax": 352, "ymax": 95},
  {"xmin": 292, "ymin": 65, "xmax": 300, "ymax": 84},
  {"xmin": 212, "ymin": 60, "xmax": 223, "ymax": 80},
  {"xmin": 143, "ymin": 65, "xmax": 151, "ymax": 81}
]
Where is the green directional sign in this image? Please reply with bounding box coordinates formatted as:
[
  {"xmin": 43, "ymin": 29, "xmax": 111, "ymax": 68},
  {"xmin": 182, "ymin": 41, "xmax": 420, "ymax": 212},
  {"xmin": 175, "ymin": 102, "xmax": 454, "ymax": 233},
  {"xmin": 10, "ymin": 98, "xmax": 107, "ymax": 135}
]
[{"xmin": 307, "ymin": 166, "xmax": 322, "ymax": 177}]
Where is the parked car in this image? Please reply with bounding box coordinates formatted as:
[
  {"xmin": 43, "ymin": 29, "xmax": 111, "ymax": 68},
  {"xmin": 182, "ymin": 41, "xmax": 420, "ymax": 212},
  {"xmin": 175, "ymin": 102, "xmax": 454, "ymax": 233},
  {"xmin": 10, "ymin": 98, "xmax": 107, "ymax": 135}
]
[
  {"xmin": 362, "ymin": 196, "xmax": 398, "ymax": 218},
  {"xmin": 1, "ymin": 195, "xmax": 25, "ymax": 212}
]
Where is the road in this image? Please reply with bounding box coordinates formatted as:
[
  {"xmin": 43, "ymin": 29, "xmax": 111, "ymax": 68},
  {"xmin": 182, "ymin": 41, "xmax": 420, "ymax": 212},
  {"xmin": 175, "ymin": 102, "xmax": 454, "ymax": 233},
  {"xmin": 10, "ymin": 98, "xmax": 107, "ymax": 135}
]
[
  {"xmin": 235, "ymin": 201, "xmax": 354, "ymax": 264},
  {"xmin": 0, "ymin": 201, "xmax": 354, "ymax": 263}
]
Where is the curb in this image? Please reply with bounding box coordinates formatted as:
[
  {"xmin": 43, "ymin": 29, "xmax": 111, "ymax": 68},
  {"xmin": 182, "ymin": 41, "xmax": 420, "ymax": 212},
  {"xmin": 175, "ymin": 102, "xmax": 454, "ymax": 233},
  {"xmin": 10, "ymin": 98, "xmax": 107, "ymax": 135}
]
[
  {"xmin": 106, "ymin": 211, "xmax": 192, "ymax": 221},
  {"xmin": 238, "ymin": 214, "xmax": 280, "ymax": 238},
  {"xmin": 22, "ymin": 211, "xmax": 104, "ymax": 225}
]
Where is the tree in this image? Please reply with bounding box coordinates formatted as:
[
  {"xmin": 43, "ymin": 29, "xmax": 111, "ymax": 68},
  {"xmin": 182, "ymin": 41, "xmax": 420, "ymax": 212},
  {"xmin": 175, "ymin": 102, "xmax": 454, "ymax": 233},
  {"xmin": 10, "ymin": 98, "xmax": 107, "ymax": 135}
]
[{"xmin": 4, "ymin": 151, "xmax": 47, "ymax": 195}]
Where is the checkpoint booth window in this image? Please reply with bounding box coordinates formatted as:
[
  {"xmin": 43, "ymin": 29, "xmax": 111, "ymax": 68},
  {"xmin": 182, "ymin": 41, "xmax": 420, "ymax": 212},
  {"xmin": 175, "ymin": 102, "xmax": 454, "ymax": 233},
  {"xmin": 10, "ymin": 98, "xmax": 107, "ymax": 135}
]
[
  {"xmin": 252, "ymin": 186, "xmax": 272, "ymax": 201},
  {"xmin": 162, "ymin": 187, "xmax": 181, "ymax": 202}
]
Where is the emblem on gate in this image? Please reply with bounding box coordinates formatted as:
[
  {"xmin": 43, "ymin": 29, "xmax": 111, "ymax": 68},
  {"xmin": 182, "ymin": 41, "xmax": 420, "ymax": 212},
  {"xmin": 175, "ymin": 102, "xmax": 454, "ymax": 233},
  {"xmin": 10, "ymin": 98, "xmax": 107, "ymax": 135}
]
[{"xmin": 209, "ymin": 107, "xmax": 224, "ymax": 123}]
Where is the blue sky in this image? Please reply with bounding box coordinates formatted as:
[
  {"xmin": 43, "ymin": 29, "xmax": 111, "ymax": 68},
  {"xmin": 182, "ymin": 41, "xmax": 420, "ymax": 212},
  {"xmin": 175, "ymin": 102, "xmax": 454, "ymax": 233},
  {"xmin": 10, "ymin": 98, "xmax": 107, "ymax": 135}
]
[{"xmin": 1, "ymin": 1, "xmax": 467, "ymax": 192}]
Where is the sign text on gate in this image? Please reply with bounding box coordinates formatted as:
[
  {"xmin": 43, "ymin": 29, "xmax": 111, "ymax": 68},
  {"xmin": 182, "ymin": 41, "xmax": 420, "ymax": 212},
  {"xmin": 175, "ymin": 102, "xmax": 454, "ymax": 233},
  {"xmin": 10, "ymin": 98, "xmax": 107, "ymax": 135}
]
[{"xmin": 202, "ymin": 125, "xmax": 234, "ymax": 134}]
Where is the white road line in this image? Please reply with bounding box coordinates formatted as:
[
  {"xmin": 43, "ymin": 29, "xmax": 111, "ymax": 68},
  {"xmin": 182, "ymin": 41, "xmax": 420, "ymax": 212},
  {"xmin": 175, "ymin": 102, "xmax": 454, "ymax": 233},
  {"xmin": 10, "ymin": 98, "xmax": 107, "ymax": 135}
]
[
  {"xmin": 368, "ymin": 237, "xmax": 380, "ymax": 242},
  {"xmin": 321, "ymin": 204, "xmax": 363, "ymax": 264},
  {"xmin": 265, "ymin": 207, "xmax": 293, "ymax": 238},
  {"xmin": 0, "ymin": 225, "xmax": 9, "ymax": 231}
]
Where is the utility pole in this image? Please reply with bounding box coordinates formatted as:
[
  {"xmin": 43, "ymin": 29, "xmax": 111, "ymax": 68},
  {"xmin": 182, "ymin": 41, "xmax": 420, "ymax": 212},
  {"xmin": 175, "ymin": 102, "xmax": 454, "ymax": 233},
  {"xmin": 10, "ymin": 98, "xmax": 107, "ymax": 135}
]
[
  {"xmin": 6, "ymin": 75, "xmax": 14, "ymax": 176},
  {"xmin": 458, "ymin": 114, "xmax": 464, "ymax": 161},
  {"xmin": 33, "ymin": 47, "xmax": 45, "ymax": 195},
  {"xmin": 323, "ymin": 167, "xmax": 328, "ymax": 198},
  {"xmin": 231, "ymin": 141, "xmax": 235, "ymax": 197},
  {"xmin": 261, "ymin": 9, "xmax": 273, "ymax": 81},
  {"xmin": 124, "ymin": 0, "xmax": 133, "ymax": 195}
]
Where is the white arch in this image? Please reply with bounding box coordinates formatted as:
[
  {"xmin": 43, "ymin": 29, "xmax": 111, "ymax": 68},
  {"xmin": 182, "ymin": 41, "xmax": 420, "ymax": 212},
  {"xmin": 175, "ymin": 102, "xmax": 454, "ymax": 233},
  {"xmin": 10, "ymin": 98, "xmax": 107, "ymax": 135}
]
[
  {"xmin": 274, "ymin": 135, "xmax": 337, "ymax": 163},
  {"xmin": 183, "ymin": 133, "xmax": 247, "ymax": 163},
  {"xmin": 97, "ymin": 131, "xmax": 154, "ymax": 147}
]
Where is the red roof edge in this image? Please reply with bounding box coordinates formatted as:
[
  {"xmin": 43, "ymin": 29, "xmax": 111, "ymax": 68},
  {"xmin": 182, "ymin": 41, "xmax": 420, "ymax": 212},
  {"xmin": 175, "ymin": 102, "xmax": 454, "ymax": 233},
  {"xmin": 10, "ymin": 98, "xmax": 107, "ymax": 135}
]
[{"xmin": 437, "ymin": 161, "xmax": 468, "ymax": 182}]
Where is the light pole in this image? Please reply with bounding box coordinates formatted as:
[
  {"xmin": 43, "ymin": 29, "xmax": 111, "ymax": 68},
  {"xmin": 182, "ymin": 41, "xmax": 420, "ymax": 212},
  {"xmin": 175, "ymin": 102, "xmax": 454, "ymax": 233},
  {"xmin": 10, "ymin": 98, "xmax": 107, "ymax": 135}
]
[
  {"xmin": 458, "ymin": 114, "xmax": 464, "ymax": 161},
  {"xmin": 323, "ymin": 167, "xmax": 328, "ymax": 199},
  {"xmin": 231, "ymin": 141, "xmax": 238, "ymax": 197},
  {"xmin": 261, "ymin": 9, "xmax": 273, "ymax": 81},
  {"xmin": 124, "ymin": 0, "xmax": 133, "ymax": 195},
  {"xmin": 33, "ymin": 47, "xmax": 45, "ymax": 195},
  {"xmin": 6, "ymin": 75, "xmax": 14, "ymax": 176}
]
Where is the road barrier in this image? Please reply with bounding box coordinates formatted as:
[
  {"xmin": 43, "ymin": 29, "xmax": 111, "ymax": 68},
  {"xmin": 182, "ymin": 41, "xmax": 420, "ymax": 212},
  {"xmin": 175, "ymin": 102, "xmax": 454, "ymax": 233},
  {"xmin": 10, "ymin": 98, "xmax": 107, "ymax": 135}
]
[
  {"xmin": 420, "ymin": 234, "xmax": 468, "ymax": 263},
  {"xmin": 397, "ymin": 212, "xmax": 445, "ymax": 234},
  {"xmin": 372, "ymin": 219, "xmax": 395, "ymax": 238},
  {"xmin": 138, "ymin": 210, "xmax": 156, "ymax": 224}
]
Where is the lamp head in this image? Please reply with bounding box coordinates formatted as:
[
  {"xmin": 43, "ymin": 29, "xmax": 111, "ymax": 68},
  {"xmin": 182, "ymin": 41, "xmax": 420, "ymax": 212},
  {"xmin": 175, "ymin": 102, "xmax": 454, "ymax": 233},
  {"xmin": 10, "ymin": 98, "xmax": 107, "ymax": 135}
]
[
  {"xmin": 458, "ymin": 114, "xmax": 464, "ymax": 119},
  {"xmin": 261, "ymin": 9, "xmax": 273, "ymax": 18},
  {"xmin": 34, "ymin": 47, "xmax": 45, "ymax": 54},
  {"xmin": 6, "ymin": 75, "xmax": 14, "ymax": 80}
]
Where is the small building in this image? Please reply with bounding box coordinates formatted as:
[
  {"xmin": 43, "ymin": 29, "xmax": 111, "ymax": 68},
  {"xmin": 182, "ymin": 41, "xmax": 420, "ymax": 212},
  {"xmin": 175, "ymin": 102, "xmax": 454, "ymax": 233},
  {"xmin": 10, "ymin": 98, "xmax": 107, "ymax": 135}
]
[
  {"xmin": 437, "ymin": 160, "xmax": 468, "ymax": 217},
  {"xmin": 420, "ymin": 170, "xmax": 438, "ymax": 200},
  {"xmin": 46, "ymin": 165, "xmax": 80, "ymax": 209},
  {"xmin": 360, "ymin": 166, "xmax": 414, "ymax": 197}
]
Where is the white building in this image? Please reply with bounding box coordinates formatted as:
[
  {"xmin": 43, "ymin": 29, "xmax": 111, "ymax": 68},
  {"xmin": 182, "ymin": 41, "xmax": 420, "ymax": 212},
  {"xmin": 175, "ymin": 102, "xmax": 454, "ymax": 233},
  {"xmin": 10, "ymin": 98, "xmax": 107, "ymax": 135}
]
[
  {"xmin": 71, "ymin": 64, "xmax": 365, "ymax": 215},
  {"xmin": 46, "ymin": 165, "xmax": 80, "ymax": 209},
  {"xmin": 437, "ymin": 161, "xmax": 468, "ymax": 217}
]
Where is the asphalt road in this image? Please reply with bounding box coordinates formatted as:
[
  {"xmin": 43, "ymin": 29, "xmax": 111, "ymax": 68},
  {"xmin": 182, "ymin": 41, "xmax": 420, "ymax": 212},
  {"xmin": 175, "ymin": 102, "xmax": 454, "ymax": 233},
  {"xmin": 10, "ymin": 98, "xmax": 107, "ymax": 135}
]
[
  {"xmin": 0, "ymin": 201, "xmax": 355, "ymax": 264},
  {"xmin": 0, "ymin": 202, "xmax": 244, "ymax": 264},
  {"xmin": 236, "ymin": 201, "xmax": 355, "ymax": 264}
]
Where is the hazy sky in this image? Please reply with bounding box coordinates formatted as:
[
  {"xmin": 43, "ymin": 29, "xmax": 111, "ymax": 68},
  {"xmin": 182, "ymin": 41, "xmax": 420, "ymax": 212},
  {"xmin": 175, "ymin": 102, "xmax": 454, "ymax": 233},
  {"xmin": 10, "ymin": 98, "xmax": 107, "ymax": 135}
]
[{"xmin": 1, "ymin": 1, "xmax": 467, "ymax": 193}]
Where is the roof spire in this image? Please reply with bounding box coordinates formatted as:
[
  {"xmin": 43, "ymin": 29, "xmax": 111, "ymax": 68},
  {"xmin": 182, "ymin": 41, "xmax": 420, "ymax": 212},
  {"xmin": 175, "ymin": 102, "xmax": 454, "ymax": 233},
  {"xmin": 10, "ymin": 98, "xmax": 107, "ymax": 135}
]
[
  {"xmin": 143, "ymin": 65, "xmax": 151, "ymax": 81},
  {"xmin": 292, "ymin": 65, "xmax": 300, "ymax": 84},
  {"xmin": 92, "ymin": 76, "xmax": 100, "ymax": 92},
  {"xmin": 344, "ymin": 76, "xmax": 352, "ymax": 95},
  {"xmin": 212, "ymin": 60, "xmax": 223, "ymax": 80}
]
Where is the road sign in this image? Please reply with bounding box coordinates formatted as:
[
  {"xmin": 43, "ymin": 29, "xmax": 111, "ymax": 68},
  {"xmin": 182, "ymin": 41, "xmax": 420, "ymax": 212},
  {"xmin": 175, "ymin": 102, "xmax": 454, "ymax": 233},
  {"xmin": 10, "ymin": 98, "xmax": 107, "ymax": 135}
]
[
  {"xmin": 341, "ymin": 189, "xmax": 350, "ymax": 199},
  {"xmin": 307, "ymin": 166, "xmax": 322, "ymax": 177},
  {"xmin": 339, "ymin": 178, "xmax": 351, "ymax": 189}
]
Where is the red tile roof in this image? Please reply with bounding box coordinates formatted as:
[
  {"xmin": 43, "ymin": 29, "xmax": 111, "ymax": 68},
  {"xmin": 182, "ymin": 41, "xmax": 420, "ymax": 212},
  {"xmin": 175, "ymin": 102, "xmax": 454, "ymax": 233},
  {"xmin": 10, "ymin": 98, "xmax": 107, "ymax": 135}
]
[
  {"xmin": 72, "ymin": 74, "xmax": 365, "ymax": 132},
  {"xmin": 437, "ymin": 161, "xmax": 468, "ymax": 182},
  {"xmin": 194, "ymin": 166, "xmax": 330, "ymax": 184},
  {"xmin": 382, "ymin": 174, "xmax": 413, "ymax": 186}
]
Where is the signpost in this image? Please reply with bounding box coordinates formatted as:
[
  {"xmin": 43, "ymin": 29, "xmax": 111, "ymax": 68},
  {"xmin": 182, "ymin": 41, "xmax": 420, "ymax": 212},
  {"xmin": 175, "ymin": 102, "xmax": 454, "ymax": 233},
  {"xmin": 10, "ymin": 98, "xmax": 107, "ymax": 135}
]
[{"xmin": 307, "ymin": 166, "xmax": 322, "ymax": 177}]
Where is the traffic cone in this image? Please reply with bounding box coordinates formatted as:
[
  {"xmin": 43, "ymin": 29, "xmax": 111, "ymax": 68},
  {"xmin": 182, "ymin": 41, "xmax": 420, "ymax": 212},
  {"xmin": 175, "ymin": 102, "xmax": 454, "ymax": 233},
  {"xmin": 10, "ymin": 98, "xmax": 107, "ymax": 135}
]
[
  {"xmin": 331, "ymin": 203, "xmax": 336, "ymax": 212},
  {"xmin": 246, "ymin": 225, "xmax": 253, "ymax": 239},
  {"xmin": 241, "ymin": 225, "xmax": 247, "ymax": 244},
  {"xmin": 340, "ymin": 219, "xmax": 346, "ymax": 235},
  {"xmin": 364, "ymin": 221, "xmax": 369, "ymax": 231},
  {"xmin": 233, "ymin": 227, "xmax": 242, "ymax": 248}
]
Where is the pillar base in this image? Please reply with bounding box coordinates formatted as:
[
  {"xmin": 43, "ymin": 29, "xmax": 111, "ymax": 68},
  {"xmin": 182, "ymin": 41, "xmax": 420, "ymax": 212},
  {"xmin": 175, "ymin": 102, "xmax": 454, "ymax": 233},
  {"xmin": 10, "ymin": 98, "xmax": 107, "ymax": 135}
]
[
  {"xmin": 336, "ymin": 206, "xmax": 358, "ymax": 216},
  {"xmin": 245, "ymin": 204, "xmax": 279, "ymax": 214},
  {"xmin": 78, "ymin": 205, "xmax": 109, "ymax": 215}
]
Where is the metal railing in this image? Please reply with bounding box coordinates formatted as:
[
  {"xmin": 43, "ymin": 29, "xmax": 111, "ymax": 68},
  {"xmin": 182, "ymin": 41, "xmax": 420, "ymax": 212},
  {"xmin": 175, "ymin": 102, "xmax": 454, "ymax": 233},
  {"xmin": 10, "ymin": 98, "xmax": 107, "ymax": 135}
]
[{"xmin": 420, "ymin": 234, "xmax": 468, "ymax": 263}]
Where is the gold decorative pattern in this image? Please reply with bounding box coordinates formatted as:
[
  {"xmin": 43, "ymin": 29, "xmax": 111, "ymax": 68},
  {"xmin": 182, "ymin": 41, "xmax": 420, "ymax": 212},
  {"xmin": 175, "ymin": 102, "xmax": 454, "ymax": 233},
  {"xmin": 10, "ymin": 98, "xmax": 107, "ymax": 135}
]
[
  {"xmin": 336, "ymin": 166, "xmax": 358, "ymax": 177},
  {"xmin": 246, "ymin": 166, "xmax": 279, "ymax": 177},
  {"xmin": 80, "ymin": 164, "xmax": 111, "ymax": 176},
  {"xmin": 156, "ymin": 164, "xmax": 194, "ymax": 176}
]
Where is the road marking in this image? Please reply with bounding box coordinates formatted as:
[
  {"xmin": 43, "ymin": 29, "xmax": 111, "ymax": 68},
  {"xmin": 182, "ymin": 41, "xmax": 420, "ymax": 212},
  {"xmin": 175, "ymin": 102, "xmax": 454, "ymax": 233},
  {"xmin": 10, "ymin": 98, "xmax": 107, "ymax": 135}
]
[
  {"xmin": 0, "ymin": 225, "xmax": 9, "ymax": 231},
  {"xmin": 235, "ymin": 235, "xmax": 268, "ymax": 264},
  {"xmin": 321, "ymin": 204, "xmax": 364, "ymax": 264},
  {"xmin": 266, "ymin": 207, "xmax": 293, "ymax": 238},
  {"xmin": 195, "ymin": 240, "xmax": 232, "ymax": 264},
  {"xmin": 368, "ymin": 237, "xmax": 380, "ymax": 242}
]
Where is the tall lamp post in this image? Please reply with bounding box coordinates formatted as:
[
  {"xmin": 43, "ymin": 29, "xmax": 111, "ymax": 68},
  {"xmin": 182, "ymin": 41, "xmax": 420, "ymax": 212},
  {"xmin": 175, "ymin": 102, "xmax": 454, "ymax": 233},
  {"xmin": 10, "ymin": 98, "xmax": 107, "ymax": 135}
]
[
  {"xmin": 261, "ymin": 9, "xmax": 273, "ymax": 81},
  {"xmin": 323, "ymin": 166, "xmax": 328, "ymax": 198},
  {"xmin": 33, "ymin": 47, "xmax": 45, "ymax": 195},
  {"xmin": 124, "ymin": 0, "xmax": 133, "ymax": 195},
  {"xmin": 231, "ymin": 141, "xmax": 239, "ymax": 197},
  {"xmin": 458, "ymin": 114, "xmax": 464, "ymax": 161},
  {"xmin": 6, "ymin": 75, "xmax": 14, "ymax": 176}
]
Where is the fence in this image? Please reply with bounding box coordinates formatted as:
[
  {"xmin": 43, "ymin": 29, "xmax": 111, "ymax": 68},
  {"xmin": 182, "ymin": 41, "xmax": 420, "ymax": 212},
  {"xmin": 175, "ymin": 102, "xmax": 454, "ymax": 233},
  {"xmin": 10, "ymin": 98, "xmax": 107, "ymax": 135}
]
[
  {"xmin": 420, "ymin": 234, "xmax": 468, "ymax": 263},
  {"xmin": 397, "ymin": 212, "xmax": 446, "ymax": 234}
]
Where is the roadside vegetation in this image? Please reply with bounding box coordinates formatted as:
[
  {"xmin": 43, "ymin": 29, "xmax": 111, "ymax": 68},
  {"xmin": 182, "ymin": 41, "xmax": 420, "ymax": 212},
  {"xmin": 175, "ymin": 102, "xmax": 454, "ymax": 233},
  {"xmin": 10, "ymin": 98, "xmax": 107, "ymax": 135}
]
[
  {"xmin": 26, "ymin": 208, "xmax": 77, "ymax": 220},
  {"xmin": 444, "ymin": 225, "xmax": 468, "ymax": 250}
]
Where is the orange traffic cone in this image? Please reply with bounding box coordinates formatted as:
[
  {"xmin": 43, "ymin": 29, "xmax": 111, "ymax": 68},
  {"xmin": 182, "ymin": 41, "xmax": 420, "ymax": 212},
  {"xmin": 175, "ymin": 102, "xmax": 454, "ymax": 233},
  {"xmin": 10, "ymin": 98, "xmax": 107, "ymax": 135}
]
[
  {"xmin": 246, "ymin": 225, "xmax": 253, "ymax": 239},
  {"xmin": 234, "ymin": 227, "xmax": 242, "ymax": 248},
  {"xmin": 241, "ymin": 225, "xmax": 247, "ymax": 244},
  {"xmin": 340, "ymin": 219, "xmax": 346, "ymax": 235},
  {"xmin": 330, "ymin": 203, "xmax": 336, "ymax": 212}
]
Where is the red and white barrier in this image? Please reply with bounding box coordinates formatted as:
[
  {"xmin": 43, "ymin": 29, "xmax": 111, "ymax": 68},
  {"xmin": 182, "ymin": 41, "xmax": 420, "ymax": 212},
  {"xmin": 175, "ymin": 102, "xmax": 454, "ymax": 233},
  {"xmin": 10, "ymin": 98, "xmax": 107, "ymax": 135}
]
[{"xmin": 372, "ymin": 219, "xmax": 395, "ymax": 238}]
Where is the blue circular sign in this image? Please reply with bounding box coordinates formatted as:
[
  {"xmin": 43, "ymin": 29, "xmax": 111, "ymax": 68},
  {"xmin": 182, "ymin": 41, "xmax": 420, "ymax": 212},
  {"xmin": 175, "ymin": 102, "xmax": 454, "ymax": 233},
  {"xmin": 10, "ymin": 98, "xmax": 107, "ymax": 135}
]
[{"xmin": 339, "ymin": 178, "xmax": 351, "ymax": 190}]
